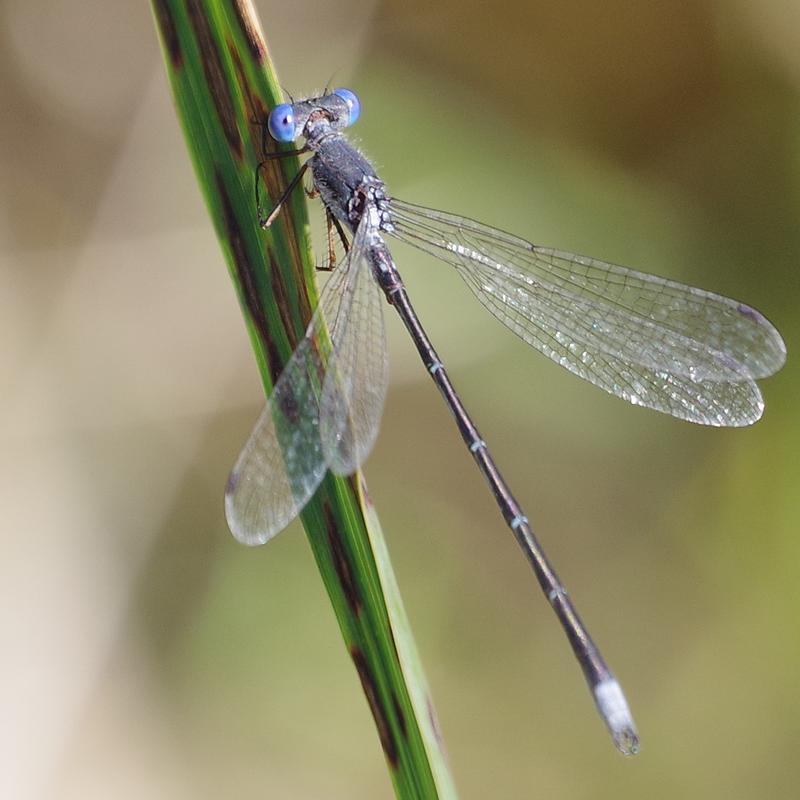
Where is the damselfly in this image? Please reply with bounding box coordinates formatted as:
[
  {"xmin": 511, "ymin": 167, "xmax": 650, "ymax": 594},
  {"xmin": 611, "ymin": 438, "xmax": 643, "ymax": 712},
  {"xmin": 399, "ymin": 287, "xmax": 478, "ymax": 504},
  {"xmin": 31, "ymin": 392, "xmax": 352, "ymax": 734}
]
[{"xmin": 225, "ymin": 88, "xmax": 786, "ymax": 754}]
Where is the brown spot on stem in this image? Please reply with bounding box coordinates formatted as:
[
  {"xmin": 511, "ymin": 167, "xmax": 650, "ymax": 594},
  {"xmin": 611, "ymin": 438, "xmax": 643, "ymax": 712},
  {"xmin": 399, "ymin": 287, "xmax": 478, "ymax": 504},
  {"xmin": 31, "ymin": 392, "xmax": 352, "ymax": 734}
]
[
  {"xmin": 230, "ymin": 0, "xmax": 267, "ymax": 63},
  {"xmin": 360, "ymin": 475, "xmax": 372, "ymax": 506},
  {"xmin": 153, "ymin": 0, "xmax": 182, "ymax": 66},
  {"xmin": 427, "ymin": 695, "xmax": 444, "ymax": 745},
  {"xmin": 351, "ymin": 647, "xmax": 399, "ymax": 769},
  {"xmin": 262, "ymin": 335, "xmax": 283, "ymax": 387},
  {"xmin": 215, "ymin": 170, "xmax": 282, "ymax": 383},
  {"xmin": 268, "ymin": 251, "xmax": 301, "ymax": 351},
  {"xmin": 392, "ymin": 692, "xmax": 408, "ymax": 739},
  {"xmin": 228, "ymin": 44, "xmax": 266, "ymax": 158},
  {"xmin": 186, "ymin": 0, "xmax": 243, "ymax": 158},
  {"xmin": 252, "ymin": 96, "xmax": 269, "ymax": 130},
  {"xmin": 386, "ymin": 627, "xmax": 401, "ymax": 662},
  {"xmin": 323, "ymin": 501, "xmax": 361, "ymax": 613}
]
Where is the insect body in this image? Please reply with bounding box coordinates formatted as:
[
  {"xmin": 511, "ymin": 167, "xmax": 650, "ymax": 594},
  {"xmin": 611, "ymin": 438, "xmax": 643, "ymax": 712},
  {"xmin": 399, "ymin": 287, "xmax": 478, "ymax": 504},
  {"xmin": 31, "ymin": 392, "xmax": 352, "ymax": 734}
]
[{"xmin": 225, "ymin": 88, "xmax": 786, "ymax": 754}]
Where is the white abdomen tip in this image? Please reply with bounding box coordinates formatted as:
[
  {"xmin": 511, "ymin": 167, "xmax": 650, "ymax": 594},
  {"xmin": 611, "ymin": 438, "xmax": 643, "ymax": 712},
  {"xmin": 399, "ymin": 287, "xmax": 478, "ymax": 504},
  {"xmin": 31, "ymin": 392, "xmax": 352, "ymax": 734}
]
[{"xmin": 593, "ymin": 678, "xmax": 640, "ymax": 756}]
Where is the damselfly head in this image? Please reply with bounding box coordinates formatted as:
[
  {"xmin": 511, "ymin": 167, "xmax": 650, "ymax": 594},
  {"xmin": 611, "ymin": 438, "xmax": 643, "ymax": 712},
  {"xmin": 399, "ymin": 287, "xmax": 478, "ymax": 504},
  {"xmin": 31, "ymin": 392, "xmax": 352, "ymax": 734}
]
[{"xmin": 267, "ymin": 88, "xmax": 361, "ymax": 144}]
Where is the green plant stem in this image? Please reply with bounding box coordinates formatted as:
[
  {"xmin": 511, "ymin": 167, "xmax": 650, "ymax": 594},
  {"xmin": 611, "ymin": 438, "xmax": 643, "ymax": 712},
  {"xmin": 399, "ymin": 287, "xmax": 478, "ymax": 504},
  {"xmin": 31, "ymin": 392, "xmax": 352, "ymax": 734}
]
[{"xmin": 151, "ymin": 1, "xmax": 457, "ymax": 797}]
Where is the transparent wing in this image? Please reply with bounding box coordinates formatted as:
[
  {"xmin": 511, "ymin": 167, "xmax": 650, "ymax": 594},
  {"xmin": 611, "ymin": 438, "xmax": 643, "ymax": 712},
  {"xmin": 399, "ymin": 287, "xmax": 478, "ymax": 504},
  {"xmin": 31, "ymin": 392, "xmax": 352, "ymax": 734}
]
[
  {"xmin": 387, "ymin": 198, "xmax": 786, "ymax": 426},
  {"xmin": 320, "ymin": 217, "xmax": 389, "ymax": 475},
  {"xmin": 225, "ymin": 215, "xmax": 382, "ymax": 545}
]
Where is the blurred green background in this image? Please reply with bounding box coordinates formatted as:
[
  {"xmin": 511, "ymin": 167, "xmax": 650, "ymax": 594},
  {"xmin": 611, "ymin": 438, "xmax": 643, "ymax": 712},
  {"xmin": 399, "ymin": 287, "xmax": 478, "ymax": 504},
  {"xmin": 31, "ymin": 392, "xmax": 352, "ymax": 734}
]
[{"xmin": 2, "ymin": 1, "xmax": 798, "ymax": 798}]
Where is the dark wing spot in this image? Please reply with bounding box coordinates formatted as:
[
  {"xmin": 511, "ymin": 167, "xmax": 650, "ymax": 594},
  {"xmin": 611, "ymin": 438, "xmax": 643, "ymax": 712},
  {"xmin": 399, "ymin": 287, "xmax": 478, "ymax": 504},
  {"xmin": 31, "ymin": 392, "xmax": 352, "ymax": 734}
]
[
  {"xmin": 738, "ymin": 303, "xmax": 765, "ymax": 324},
  {"xmin": 225, "ymin": 469, "xmax": 241, "ymax": 496},
  {"xmin": 277, "ymin": 387, "xmax": 300, "ymax": 424}
]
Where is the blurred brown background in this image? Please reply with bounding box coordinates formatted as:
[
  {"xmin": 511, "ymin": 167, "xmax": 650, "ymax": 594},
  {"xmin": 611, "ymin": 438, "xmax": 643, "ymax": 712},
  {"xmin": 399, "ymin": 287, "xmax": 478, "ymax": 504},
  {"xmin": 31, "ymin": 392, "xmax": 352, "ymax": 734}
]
[{"xmin": 2, "ymin": 1, "xmax": 798, "ymax": 798}]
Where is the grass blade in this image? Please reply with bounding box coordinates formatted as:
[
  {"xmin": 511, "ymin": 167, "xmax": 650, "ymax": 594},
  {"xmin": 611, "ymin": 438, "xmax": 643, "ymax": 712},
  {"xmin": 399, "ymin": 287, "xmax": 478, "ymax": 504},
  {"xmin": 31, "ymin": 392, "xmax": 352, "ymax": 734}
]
[{"xmin": 151, "ymin": 1, "xmax": 458, "ymax": 796}]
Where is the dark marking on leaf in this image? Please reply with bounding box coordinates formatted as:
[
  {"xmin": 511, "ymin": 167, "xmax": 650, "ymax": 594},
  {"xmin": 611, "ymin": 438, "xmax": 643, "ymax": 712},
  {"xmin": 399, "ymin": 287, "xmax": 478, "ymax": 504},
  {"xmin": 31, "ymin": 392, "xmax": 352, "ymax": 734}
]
[
  {"xmin": 269, "ymin": 251, "xmax": 302, "ymax": 351},
  {"xmin": 351, "ymin": 646, "xmax": 399, "ymax": 769},
  {"xmin": 228, "ymin": 43, "xmax": 267, "ymax": 161},
  {"xmin": 323, "ymin": 501, "xmax": 361, "ymax": 613},
  {"xmin": 153, "ymin": 0, "xmax": 182, "ymax": 66},
  {"xmin": 230, "ymin": 0, "xmax": 267, "ymax": 63},
  {"xmin": 215, "ymin": 170, "xmax": 281, "ymax": 384},
  {"xmin": 427, "ymin": 695, "xmax": 444, "ymax": 746},
  {"xmin": 263, "ymin": 335, "xmax": 284, "ymax": 387},
  {"xmin": 252, "ymin": 97, "xmax": 269, "ymax": 134},
  {"xmin": 186, "ymin": 0, "xmax": 243, "ymax": 158},
  {"xmin": 360, "ymin": 474, "xmax": 373, "ymax": 506},
  {"xmin": 260, "ymin": 169, "xmax": 314, "ymax": 332},
  {"xmin": 392, "ymin": 692, "xmax": 408, "ymax": 739},
  {"xmin": 385, "ymin": 625, "xmax": 401, "ymax": 662}
]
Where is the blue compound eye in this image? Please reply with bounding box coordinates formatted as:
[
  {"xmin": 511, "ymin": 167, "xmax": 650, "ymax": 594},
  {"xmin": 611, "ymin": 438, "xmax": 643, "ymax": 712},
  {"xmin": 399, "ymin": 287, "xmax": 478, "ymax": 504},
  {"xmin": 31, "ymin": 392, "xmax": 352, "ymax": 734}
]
[
  {"xmin": 333, "ymin": 88, "xmax": 360, "ymax": 127},
  {"xmin": 267, "ymin": 103, "xmax": 295, "ymax": 142}
]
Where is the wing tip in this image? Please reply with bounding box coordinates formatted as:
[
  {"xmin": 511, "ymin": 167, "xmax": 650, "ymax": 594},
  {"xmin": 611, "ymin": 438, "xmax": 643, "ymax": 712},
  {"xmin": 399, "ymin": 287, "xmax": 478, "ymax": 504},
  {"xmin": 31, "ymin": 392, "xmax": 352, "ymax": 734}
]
[{"xmin": 224, "ymin": 472, "xmax": 272, "ymax": 547}]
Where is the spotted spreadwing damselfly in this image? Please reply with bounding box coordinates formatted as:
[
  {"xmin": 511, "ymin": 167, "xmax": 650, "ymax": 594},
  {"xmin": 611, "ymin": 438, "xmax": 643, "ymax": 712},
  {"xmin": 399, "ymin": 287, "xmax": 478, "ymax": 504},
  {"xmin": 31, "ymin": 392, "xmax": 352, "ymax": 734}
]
[{"xmin": 224, "ymin": 88, "xmax": 786, "ymax": 754}]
